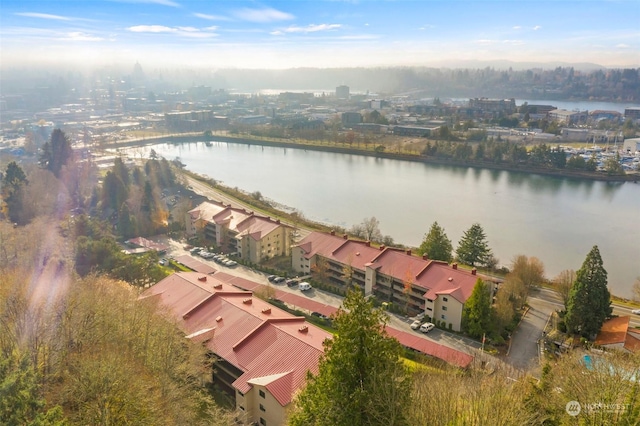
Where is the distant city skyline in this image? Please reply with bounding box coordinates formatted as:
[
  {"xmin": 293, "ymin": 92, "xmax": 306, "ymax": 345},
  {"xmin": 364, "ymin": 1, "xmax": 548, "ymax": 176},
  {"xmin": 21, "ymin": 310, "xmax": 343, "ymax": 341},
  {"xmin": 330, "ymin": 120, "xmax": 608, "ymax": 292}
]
[{"xmin": 1, "ymin": 0, "xmax": 639, "ymax": 70}]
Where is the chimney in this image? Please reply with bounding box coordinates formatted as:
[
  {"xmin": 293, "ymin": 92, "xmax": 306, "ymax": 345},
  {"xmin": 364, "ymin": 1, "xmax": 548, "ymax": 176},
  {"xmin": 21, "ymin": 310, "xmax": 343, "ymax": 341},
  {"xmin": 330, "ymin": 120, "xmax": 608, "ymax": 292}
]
[
  {"xmin": 471, "ymin": 268, "xmax": 477, "ymax": 275},
  {"xmin": 343, "ymin": 234, "xmax": 348, "ymax": 240},
  {"xmin": 261, "ymin": 308, "xmax": 271, "ymax": 314},
  {"xmin": 330, "ymin": 230, "xmax": 335, "ymax": 236},
  {"xmin": 276, "ymin": 219, "xmax": 280, "ymax": 224},
  {"xmin": 406, "ymin": 249, "xmax": 412, "ymax": 256},
  {"xmin": 242, "ymin": 298, "xmax": 252, "ymax": 305},
  {"xmin": 198, "ymin": 276, "xmax": 207, "ymax": 282},
  {"xmin": 379, "ymin": 245, "xmax": 385, "ymax": 251},
  {"xmin": 215, "ymin": 316, "xmax": 223, "ymax": 322},
  {"xmin": 213, "ymin": 283, "xmax": 223, "ymax": 289},
  {"xmin": 422, "ymin": 254, "xmax": 429, "ymax": 260},
  {"xmin": 365, "ymin": 241, "xmax": 371, "ymax": 247},
  {"xmin": 298, "ymin": 325, "xmax": 309, "ymax": 334},
  {"xmin": 452, "ymin": 263, "xmax": 458, "ymax": 270}
]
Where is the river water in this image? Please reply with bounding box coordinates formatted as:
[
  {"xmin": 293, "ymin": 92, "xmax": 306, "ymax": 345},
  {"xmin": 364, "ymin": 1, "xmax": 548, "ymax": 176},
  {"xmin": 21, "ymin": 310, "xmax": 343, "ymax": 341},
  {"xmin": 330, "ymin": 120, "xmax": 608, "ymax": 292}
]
[{"xmin": 124, "ymin": 141, "xmax": 640, "ymax": 298}]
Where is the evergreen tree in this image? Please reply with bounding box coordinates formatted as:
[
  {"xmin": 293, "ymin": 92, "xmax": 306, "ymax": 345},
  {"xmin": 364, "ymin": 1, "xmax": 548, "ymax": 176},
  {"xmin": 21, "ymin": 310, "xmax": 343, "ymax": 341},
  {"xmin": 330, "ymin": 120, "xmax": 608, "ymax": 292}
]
[
  {"xmin": 565, "ymin": 245, "xmax": 612, "ymax": 338},
  {"xmin": 288, "ymin": 290, "xmax": 412, "ymax": 426},
  {"xmin": 462, "ymin": 278, "xmax": 493, "ymax": 339},
  {"xmin": 456, "ymin": 223, "xmax": 493, "ymax": 267},
  {"xmin": 418, "ymin": 221, "xmax": 453, "ymax": 263},
  {"xmin": 1, "ymin": 162, "xmax": 28, "ymax": 222},
  {"xmin": 39, "ymin": 129, "xmax": 73, "ymax": 178},
  {"xmin": 117, "ymin": 203, "xmax": 136, "ymax": 239}
]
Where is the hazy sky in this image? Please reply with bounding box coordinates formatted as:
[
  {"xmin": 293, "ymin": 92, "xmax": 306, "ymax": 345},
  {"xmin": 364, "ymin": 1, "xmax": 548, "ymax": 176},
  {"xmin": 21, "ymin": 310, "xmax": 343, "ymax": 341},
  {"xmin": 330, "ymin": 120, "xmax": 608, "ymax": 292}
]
[{"xmin": 1, "ymin": 0, "xmax": 639, "ymax": 69}]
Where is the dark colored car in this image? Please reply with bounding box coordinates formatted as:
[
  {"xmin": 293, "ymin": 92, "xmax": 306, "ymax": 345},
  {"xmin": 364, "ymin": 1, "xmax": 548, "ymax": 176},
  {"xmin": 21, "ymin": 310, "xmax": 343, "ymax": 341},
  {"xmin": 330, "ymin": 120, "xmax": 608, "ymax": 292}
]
[{"xmin": 285, "ymin": 278, "xmax": 298, "ymax": 286}]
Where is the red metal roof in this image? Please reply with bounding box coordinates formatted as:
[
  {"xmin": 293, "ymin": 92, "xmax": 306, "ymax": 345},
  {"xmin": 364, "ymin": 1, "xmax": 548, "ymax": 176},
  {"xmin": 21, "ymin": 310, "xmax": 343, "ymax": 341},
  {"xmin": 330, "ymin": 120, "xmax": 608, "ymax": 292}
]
[
  {"xmin": 294, "ymin": 232, "xmax": 479, "ymax": 304},
  {"xmin": 385, "ymin": 327, "xmax": 474, "ymax": 368},
  {"xmin": 140, "ymin": 272, "xmax": 331, "ymax": 407},
  {"xmin": 173, "ymin": 255, "xmax": 217, "ymax": 274}
]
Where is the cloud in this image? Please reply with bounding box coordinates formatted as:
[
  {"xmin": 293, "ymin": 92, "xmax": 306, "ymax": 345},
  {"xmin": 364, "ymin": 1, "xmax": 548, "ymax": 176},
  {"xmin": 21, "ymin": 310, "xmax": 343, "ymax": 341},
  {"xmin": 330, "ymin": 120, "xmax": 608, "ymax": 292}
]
[
  {"xmin": 533, "ymin": 25, "xmax": 542, "ymax": 30},
  {"xmin": 233, "ymin": 7, "xmax": 294, "ymax": 23},
  {"xmin": 502, "ymin": 39, "xmax": 524, "ymax": 45},
  {"xmin": 109, "ymin": 0, "xmax": 180, "ymax": 7},
  {"xmin": 616, "ymin": 43, "xmax": 629, "ymax": 48},
  {"xmin": 419, "ymin": 25, "xmax": 435, "ymax": 30},
  {"xmin": 474, "ymin": 39, "xmax": 495, "ymax": 45},
  {"xmin": 273, "ymin": 24, "xmax": 341, "ymax": 35},
  {"xmin": 14, "ymin": 12, "xmax": 73, "ymax": 21},
  {"xmin": 61, "ymin": 32, "xmax": 104, "ymax": 42},
  {"xmin": 127, "ymin": 24, "xmax": 218, "ymax": 38},
  {"xmin": 193, "ymin": 12, "xmax": 231, "ymax": 21},
  {"xmin": 128, "ymin": 25, "xmax": 176, "ymax": 33},
  {"xmin": 512, "ymin": 26, "xmax": 521, "ymax": 30}
]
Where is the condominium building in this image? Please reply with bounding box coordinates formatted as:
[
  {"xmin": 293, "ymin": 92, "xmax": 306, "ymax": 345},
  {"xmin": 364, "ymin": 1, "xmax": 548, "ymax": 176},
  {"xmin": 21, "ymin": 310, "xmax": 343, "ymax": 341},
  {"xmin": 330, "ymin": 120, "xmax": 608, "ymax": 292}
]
[
  {"xmin": 292, "ymin": 231, "xmax": 481, "ymax": 332},
  {"xmin": 187, "ymin": 201, "xmax": 293, "ymax": 263},
  {"xmin": 141, "ymin": 272, "xmax": 331, "ymax": 426}
]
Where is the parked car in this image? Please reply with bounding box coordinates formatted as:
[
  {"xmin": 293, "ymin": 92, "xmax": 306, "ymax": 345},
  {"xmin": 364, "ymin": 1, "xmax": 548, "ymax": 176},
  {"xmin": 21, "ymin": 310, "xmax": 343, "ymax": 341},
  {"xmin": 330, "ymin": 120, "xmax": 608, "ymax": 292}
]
[
  {"xmin": 311, "ymin": 312, "xmax": 330, "ymax": 320},
  {"xmin": 419, "ymin": 322, "xmax": 435, "ymax": 333},
  {"xmin": 632, "ymin": 309, "xmax": 640, "ymax": 315},
  {"xmin": 225, "ymin": 260, "xmax": 238, "ymax": 267},
  {"xmin": 267, "ymin": 275, "xmax": 277, "ymax": 282},
  {"xmin": 410, "ymin": 320, "xmax": 422, "ymax": 330},
  {"xmin": 299, "ymin": 282, "xmax": 312, "ymax": 291},
  {"xmin": 273, "ymin": 276, "xmax": 285, "ymax": 284},
  {"xmin": 285, "ymin": 278, "xmax": 298, "ymax": 286},
  {"xmin": 158, "ymin": 258, "xmax": 168, "ymax": 266}
]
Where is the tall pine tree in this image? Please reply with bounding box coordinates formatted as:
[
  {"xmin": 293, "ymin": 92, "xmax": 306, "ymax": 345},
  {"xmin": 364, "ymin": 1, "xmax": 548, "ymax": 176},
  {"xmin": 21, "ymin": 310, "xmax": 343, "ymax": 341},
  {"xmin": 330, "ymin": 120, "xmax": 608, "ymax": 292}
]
[
  {"xmin": 456, "ymin": 223, "xmax": 493, "ymax": 267},
  {"xmin": 565, "ymin": 245, "xmax": 612, "ymax": 338},
  {"xmin": 288, "ymin": 290, "xmax": 412, "ymax": 426},
  {"xmin": 418, "ymin": 221, "xmax": 453, "ymax": 262},
  {"xmin": 39, "ymin": 129, "xmax": 73, "ymax": 178},
  {"xmin": 462, "ymin": 278, "xmax": 493, "ymax": 339}
]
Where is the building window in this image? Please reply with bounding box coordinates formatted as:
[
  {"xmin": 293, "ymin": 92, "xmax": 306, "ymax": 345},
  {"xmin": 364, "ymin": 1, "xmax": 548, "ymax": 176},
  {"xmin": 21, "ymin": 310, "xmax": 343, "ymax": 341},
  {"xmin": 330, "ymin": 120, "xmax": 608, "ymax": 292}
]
[
  {"xmin": 427, "ymin": 307, "xmax": 433, "ymax": 311},
  {"xmin": 443, "ymin": 297, "xmax": 448, "ymax": 302},
  {"xmin": 260, "ymin": 404, "xmax": 266, "ymax": 412},
  {"xmin": 442, "ymin": 306, "xmax": 447, "ymax": 311},
  {"xmin": 260, "ymin": 418, "xmax": 266, "ymax": 426},
  {"xmin": 239, "ymin": 406, "xmax": 245, "ymax": 411},
  {"xmin": 441, "ymin": 314, "xmax": 446, "ymax": 320},
  {"xmin": 259, "ymin": 390, "xmax": 265, "ymax": 398}
]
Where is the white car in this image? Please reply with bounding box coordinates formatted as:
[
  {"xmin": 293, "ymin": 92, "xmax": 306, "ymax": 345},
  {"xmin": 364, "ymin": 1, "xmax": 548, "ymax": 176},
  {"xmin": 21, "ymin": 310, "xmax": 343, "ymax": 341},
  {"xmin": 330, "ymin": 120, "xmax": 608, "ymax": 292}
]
[
  {"xmin": 420, "ymin": 322, "xmax": 435, "ymax": 333},
  {"xmin": 299, "ymin": 282, "xmax": 312, "ymax": 291},
  {"xmin": 632, "ymin": 309, "xmax": 640, "ymax": 315},
  {"xmin": 410, "ymin": 320, "xmax": 422, "ymax": 330}
]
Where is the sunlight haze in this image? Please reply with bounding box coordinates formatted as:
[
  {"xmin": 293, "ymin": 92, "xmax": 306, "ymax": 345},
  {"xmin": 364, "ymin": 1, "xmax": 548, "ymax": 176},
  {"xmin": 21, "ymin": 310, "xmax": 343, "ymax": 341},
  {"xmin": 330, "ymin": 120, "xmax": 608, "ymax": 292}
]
[{"xmin": 1, "ymin": 0, "xmax": 639, "ymax": 70}]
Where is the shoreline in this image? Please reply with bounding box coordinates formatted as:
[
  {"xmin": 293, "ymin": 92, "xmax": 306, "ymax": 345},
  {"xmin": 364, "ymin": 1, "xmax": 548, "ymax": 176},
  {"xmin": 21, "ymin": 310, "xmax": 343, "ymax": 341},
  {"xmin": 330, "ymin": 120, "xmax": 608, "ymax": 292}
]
[{"xmin": 113, "ymin": 133, "xmax": 639, "ymax": 183}]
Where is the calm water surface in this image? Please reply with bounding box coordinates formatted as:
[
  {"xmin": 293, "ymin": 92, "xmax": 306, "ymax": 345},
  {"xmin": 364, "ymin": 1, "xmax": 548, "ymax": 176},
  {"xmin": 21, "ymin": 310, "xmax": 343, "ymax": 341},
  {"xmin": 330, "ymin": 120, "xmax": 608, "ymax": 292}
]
[{"xmin": 125, "ymin": 141, "xmax": 640, "ymax": 297}]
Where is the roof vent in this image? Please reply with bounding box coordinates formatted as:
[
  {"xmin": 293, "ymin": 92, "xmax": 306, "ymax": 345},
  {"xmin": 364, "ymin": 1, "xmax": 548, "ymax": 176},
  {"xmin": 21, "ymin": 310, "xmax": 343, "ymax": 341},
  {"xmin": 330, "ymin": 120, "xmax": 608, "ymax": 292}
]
[
  {"xmin": 198, "ymin": 276, "xmax": 207, "ymax": 282},
  {"xmin": 242, "ymin": 298, "xmax": 252, "ymax": 305},
  {"xmin": 356, "ymin": 252, "xmax": 360, "ymax": 256},
  {"xmin": 216, "ymin": 316, "xmax": 223, "ymax": 322},
  {"xmin": 448, "ymin": 277, "xmax": 453, "ymax": 282},
  {"xmin": 422, "ymin": 254, "xmax": 429, "ymax": 260},
  {"xmin": 452, "ymin": 263, "xmax": 458, "ymax": 270},
  {"xmin": 379, "ymin": 245, "xmax": 386, "ymax": 251},
  {"xmin": 298, "ymin": 325, "xmax": 309, "ymax": 333},
  {"xmin": 406, "ymin": 249, "xmax": 412, "ymax": 255},
  {"xmin": 471, "ymin": 268, "xmax": 477, "ymax": 275},
  {"xmin": 343, "ymin": 234, "xmax": 348, "ymax": 240},
  {"xmin": 261, "ymin": 308, "xmax": 271, "ymax": 314},
  {"xmin": 213, "ymin": 283, "xmax": 223, "ymax": 289}
]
